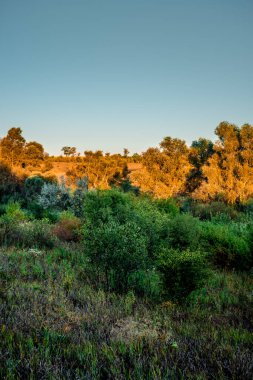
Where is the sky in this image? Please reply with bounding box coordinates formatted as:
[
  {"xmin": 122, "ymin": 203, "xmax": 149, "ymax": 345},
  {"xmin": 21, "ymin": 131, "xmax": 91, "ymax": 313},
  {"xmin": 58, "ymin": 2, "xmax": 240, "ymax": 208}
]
[{"xmin": 0, "ymin": 0, "xmax": 253, "ymax": 155}]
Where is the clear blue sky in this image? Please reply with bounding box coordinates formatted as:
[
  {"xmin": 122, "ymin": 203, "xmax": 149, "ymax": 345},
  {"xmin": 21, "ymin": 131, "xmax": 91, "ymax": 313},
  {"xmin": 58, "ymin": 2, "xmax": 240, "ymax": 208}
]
[{"xmin": 0, "ymin": 0, "xmax": 252, "ymax": 155}]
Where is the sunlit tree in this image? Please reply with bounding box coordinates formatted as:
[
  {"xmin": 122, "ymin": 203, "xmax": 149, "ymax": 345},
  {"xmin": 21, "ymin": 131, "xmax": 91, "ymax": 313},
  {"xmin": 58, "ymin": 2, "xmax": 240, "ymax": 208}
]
[{"xmin": 194, "ymin": 122, "xmax": 253, "ymax": 203}]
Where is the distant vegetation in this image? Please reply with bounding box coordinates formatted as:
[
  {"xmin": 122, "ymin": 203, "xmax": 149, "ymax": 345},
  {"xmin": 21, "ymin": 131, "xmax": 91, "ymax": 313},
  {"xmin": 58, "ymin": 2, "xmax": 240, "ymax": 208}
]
[
  {"xmin": 0, "ymin": 123, "xmax": 253, "ymax": 379},
  {"xmin": 1, "ymin": 121, "xmax": 253, "ymax": 202}
]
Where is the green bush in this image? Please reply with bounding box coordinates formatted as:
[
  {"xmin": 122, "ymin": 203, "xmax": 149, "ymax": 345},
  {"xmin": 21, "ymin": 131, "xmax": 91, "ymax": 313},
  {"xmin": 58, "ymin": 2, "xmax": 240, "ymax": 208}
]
[
  {"xmin": 83, "ymin": 220, "xmax": 149, "ymax": 292},
  {"xmin": 243, "ymin": 198, "xmax": 253, "ymax": 214},
  {"xmin": 24, "ymin": 176, "xmax": 45, "ymax": 203},
  {"xmin": 0, "ymin": 214, "xmax": 18, "ymax": 245},
  {"xmin": 167, "ymin": 214, "xmax": 200, "ymax": 250},
  {"xmin": 83, "ymin": 189, "xmax": 135, "ymax": 226},
  {"xmin": 132, "ymin": 197, "xmax": 170, "ymax": 257},
  {"xmin": 199, "ymin": 223, "xmax": 251, "ymax": 270},
  {"xmin": 154, "ymin": 198, "xmax": 179, "ymax": 216},
  {"xmin": 127, "ymin": 269, "xmax": 162, "ymax": 300},
  {"xmin": 157, "ymin": 248, "xmax": 208, "ymax": 299},
  {"xmin": 5, "ymin": 201, "xmax": 28, "ymax": 222}
]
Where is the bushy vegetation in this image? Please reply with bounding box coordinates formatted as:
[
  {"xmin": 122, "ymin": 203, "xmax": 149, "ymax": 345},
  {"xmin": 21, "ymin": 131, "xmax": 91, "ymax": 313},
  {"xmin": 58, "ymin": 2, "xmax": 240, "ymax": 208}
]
[{"xmin": 0, "ymin": 161, "xmax": 252, "ymax": 378}]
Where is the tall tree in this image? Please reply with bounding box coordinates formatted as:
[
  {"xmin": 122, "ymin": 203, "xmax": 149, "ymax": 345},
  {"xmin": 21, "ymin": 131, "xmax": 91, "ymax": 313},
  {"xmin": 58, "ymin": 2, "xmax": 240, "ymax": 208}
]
[
  {"xmin": 24, "ymin": 141, "xmax": 44, "ymax": 167},
  {"xmin": 194, "ymin": 122, "xmax": 253, "ymax": 203},
  {"xmin": 131, "ymin": 137, "xmax": 191, "ymax": 198},
  {"xmin": 0, "ymin": 127, "xmax": 26, "ymax": 166},
  {"xmin": 187, "ymin": 138, "xmax": 214, "ymax": 192}
]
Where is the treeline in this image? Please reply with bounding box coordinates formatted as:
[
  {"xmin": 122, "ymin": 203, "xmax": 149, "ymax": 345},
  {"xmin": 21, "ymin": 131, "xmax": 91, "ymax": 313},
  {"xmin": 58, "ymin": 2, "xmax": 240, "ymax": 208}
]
[{"xmin": 1, "ymin": 121, "xmax": 253, "ymax": 203}]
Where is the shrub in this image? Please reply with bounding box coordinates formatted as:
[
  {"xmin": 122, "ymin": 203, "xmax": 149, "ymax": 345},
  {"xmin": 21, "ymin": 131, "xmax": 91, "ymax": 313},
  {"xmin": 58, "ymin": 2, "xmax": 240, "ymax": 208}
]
[
  {"xmin": 83, "ymin": 189, "xmax": 134, "ymax": 226},
  {"xmin": 52, "ymin": 211, "xmax": 81, "ymax": 242},
  {"xmin": 157, "ymin": 248, "xmax": 208, "ymax": 299},
  {"xmin": 154, "ymin": 198, "xmax": 179, "ymax": 216},
  {"xmin": 70, "ymin": 177, "xmax": 88, "ymax": 217},
  {"xmin": 5, "ymin": 201, "xmax": 28, "ymax": 222},
  {"xmin": 127, "ymin": 269, "xmax": 162, "ymax": 300},
  {"xmin": 0, "ymin": 217, "xmax": 56, "ymax": 248},
  {"xmin": 0, "ymin": 215, "xmax": 18, "ymax": 245},
  {"xmin": 167, "ymin": 214, "xmax": 200, "ymax": 250},
  {"xmin": 24, "ymin": 176, "xmax": 45, "ymax": 203},
  {"xmin": 132, "ymin": 197, "xmax": 170, "ymax": 257},
  {"xmin": 83, "ymin": 220, "xmax": 149, "ymax": 292},
  {"xmin": 191, "ymin": 201, "xmax": 239, "ymax": 221},
  {"xmin": 83, "ymin": 190, "xmax": 170, "ymax": 259},
  {"xmin": 188, "ymin": 271, "xmax": 252, "ymax": 313},
  {"xmin": 37, "ymin": 179, "xmax": 71, "ymax": 211},
  {"xmin": 199, "ymin": 223, "xmax": 251, "ymax": 270},
  {"xmin": 27, "ymin": 220, "xmax": 57, "ymax": 248}
]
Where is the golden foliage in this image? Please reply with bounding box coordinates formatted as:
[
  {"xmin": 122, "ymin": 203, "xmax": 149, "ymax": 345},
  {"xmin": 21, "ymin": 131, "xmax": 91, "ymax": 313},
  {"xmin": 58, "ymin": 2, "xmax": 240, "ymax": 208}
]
[{"xmin": 194, "ymin": 122, "xmax": 253, "ymax": 203}]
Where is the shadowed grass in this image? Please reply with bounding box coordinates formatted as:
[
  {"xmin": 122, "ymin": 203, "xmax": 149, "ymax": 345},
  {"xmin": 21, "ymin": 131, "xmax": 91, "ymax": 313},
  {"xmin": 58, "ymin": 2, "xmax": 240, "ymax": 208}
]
[{"xmin": 0, "ymin": 247, "xmax": 252, "ymax": 379}]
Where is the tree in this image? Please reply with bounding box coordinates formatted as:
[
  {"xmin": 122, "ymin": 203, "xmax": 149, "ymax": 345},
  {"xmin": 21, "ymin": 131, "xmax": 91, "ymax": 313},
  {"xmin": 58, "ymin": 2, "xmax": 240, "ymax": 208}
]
[
  {"xmin": 131, "ymin": 137, "xmax": 191, "ymax": 198},
  {"xmin": 0, "ymin": 127, "xmax": 26, "ymax": 166},
  {"xmin": 24, "ymin": 141, "xmax": 44, "ymax": 167},
  {"xmin": 109, "ymin": 164, "xmax": 139, "ymax": 194},
  {"xmin": 66, "ymin": 154, "xmax": 126, "ymax": 189},
  {"xmin": 123, "ymin": 148, "xmax": 129, "ymax": 158},
  {"xmin": 61, "ymin": 146, "xmax": 77, "ymax": 157},
  {"xmin": 187, "ymin": 138, "xmax": 214, "ymax": 192},
  {"xmin": 194, "ymin": 122, "xmax": 253, "ymax": 203}
]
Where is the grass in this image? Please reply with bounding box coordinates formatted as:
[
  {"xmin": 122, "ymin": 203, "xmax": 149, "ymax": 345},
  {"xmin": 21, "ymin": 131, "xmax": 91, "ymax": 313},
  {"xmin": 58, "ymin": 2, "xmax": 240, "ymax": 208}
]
[{"xmin": 0, "ymin": 246, "xmax": 252, "ymax": 379}]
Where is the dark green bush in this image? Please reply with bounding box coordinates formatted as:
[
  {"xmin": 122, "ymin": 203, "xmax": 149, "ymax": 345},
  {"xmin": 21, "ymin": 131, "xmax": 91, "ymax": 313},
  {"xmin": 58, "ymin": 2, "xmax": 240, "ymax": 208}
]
[
  {"xmin": 157, "ymin": 248, "xmax": 208, "ymax": 299},
  {"xmin": 199, "ymin": 223, "xmax": 251, "ymax": 270},
  {"xmin": 191, "ymin": 201, "xmax": 239, "ymax": 221},
  {"xmin": 83, "ymin": 189, "xmax": 135, "ymax": 226},
  {"xmin": 23, "ymin": 176, "xmax": 45, "ymax": 203},
  {"xmin": 83, "ymin": 220, "xmax": 149, "ymax": 292},
  {"xmin": 167, "ymin": 214, "xmax": 200, "ymax": 250},
  {"xmin": 127, "ymin": 269, "xmax": 162, "ymax": 300},
  {"xmin": 153, "ymin": 198, "xmax": 179, "ymax": 216}
]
